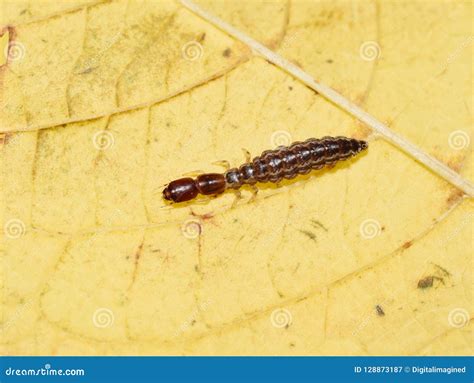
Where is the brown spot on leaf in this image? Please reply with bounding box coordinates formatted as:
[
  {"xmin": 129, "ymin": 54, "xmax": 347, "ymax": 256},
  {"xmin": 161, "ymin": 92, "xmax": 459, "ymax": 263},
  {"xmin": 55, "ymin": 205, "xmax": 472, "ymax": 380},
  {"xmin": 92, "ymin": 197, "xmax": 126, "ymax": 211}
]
[
  {"xmin": 402, "ymin": 240, "xmax": 413, "ymax": 249},
  {"xmin": 417, "ymin": 265, "xmax": 450, "ymax": 289},
  {"xmin": 311, "ymin": 219, "xmax": 328, "ymax": 232},
  {"xmin": 0, "ymin": 133, "xmax": 12, "ymax": 145},
  {"xmin": 433, "ymin": 264, "xmax": 450, "ymax": 276},
  {"xmin": 375, "ymin": 305, "xmax": 385, "ymax": 316},
  {"xmin": 446, "ymin": 189, "xmax": 463, "ymax": 206},
  {"xmin": 446, "ymin": 158, "xmax": 462, "ymax": 172},
  {"xmin": 191, "ymin": 210, "xmax": 214, "ymax": 221},
  {"xmin": 1, "ymin": 25, "xmax": 18, "ymax": 68},
  {"xmin": 417, "ymin": 276, "xmax": 434, "ymax": 289},
  {"xmin": 134, "ymin": 243, "xmax": 144, "ymax": 264},
  {"xmin": 299, "ymin": 229, "xmax": 316, "ymax": 242},
  {"xmin": 352, "ymin": 123, "xmax": 372, "ymax": 140},
  {"xmin": 222, "ymin": 48, "xmax": 231, "ymax": 57},
  {"xmin": 291, "ymin": 59, "xmax": 303, "ymax": 68}
]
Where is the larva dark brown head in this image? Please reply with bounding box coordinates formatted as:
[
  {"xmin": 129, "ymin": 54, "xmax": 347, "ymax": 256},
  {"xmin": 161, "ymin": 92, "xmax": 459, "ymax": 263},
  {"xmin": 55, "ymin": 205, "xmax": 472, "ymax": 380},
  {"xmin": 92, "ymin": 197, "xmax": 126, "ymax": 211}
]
[{"xmin": 163, "ymin": 178, "xmax": 199, "ymax": 203}]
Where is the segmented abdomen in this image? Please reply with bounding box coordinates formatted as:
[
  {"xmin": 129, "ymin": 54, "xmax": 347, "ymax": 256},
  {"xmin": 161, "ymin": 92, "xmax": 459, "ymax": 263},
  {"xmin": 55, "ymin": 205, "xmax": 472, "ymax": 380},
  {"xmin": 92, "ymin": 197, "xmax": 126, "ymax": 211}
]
[{"xmin": 225, "ymin": 136, "xmax": 367, "ymax": 188}]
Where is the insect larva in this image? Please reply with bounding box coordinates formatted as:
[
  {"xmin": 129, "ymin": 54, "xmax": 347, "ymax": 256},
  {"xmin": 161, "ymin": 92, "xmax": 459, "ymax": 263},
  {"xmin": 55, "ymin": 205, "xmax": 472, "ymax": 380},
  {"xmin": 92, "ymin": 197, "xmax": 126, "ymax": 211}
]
[{"xmin": 162, "ymin": 136, "xmax": 368, "ymax": 203}]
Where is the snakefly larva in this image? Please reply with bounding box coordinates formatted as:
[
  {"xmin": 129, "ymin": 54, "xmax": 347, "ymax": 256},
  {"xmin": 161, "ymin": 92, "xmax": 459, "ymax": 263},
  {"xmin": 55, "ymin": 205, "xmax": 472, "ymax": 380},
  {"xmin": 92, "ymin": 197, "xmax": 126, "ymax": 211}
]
[{"xmin": 162, "ymin": 136, "xmax": 368, "ymax": 203}]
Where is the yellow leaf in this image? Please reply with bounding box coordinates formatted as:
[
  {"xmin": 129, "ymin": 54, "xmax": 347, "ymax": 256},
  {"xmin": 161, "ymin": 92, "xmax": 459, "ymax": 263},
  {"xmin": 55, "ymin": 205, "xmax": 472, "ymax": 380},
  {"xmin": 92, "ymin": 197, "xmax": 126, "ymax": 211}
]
[{"xmin": 1, "ymin": 0, "xmax": 472, "ymax": 356}]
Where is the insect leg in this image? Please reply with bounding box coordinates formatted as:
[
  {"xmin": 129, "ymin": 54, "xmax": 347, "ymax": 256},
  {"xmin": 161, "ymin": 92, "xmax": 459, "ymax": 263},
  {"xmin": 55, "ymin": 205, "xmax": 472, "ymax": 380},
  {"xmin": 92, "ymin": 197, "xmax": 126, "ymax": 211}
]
[
  {"xmin": 182, "ymin": 170, "xmax": 205, "ymax": 177},
  {"xmin": 241, "ymin": 148, "xmax": 252, "ymax": 162},
  {"xmin": 231, "ymin": 189, "xmax": 242, "ymax": 208},
  {"xmin": 248, "ymin": 185, "xmax": 259, "ymax": 203},
  {"xmin": 212, "ymin": 160, "xmax": 231, "ymax": 171}
]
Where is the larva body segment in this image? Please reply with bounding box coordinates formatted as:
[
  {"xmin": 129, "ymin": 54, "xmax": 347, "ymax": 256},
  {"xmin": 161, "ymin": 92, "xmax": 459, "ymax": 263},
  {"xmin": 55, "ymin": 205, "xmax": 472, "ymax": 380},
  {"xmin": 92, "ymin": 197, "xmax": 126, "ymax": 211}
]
[
  {"xmin": 163, "ymin": 136, "xmax": 368, "ymax": 203},
  {"xmin": 224, "ymin": 136, "xmax": 367, "ymax": 189}
]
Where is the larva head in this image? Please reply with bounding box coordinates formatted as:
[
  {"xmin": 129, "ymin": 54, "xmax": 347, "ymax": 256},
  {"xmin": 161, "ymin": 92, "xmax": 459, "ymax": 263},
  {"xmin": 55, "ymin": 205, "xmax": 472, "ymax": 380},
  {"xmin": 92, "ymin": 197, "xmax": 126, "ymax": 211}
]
[{"xmin": 163, "ymin": 178, "xmax": 199, "ymax": 203}]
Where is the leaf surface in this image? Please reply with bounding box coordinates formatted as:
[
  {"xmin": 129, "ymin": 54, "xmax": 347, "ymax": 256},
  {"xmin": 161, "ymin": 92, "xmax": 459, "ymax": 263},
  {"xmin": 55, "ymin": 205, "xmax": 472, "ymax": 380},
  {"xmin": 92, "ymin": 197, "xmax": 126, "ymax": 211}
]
[{"xmin": 1, "ymin": 0, "xmax": 472, "ymax": 355}]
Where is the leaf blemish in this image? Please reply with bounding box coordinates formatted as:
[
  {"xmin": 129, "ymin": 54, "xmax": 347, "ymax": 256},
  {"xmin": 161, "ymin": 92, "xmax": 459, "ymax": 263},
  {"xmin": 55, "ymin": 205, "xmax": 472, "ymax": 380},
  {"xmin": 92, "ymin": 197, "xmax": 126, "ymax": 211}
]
[
  {"xmin": 375, "ymin": 305, "xmax": 385, "ymax": 316},
  {"xmin": 311, "ymin": 219, "xmax": 328, "ymax": 232},
  {"xmin": 0, "ymin": 25, "xmax": 17, "ymax": 68},
  {"xmin": 134, "ymin": 243, "xmax": 144, "ymax": 264},
  {"xmin": 433, "ymin": 264, "xmax": 450, "ymax": 276},
  {"xmin": 1, "ymin": 133, "xmax": 16, "ymax": 145},
  {"xmin": 191, "ymin": 210, "xmax": 214, "ymax": 221},
  {"xmin": 417, "ymin": 276, "xmax": 434, "ymax": 289},
  {"xmin": 417, "ymin": 264, "xmax": 451, "ymax": 289},
  {"xmin": 417, "ymin": 275, "xmax": 444, "ymax": 289},
  {"xmin": 298, "ymin": 230, "xmax": 317, "ymax": 242}
]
